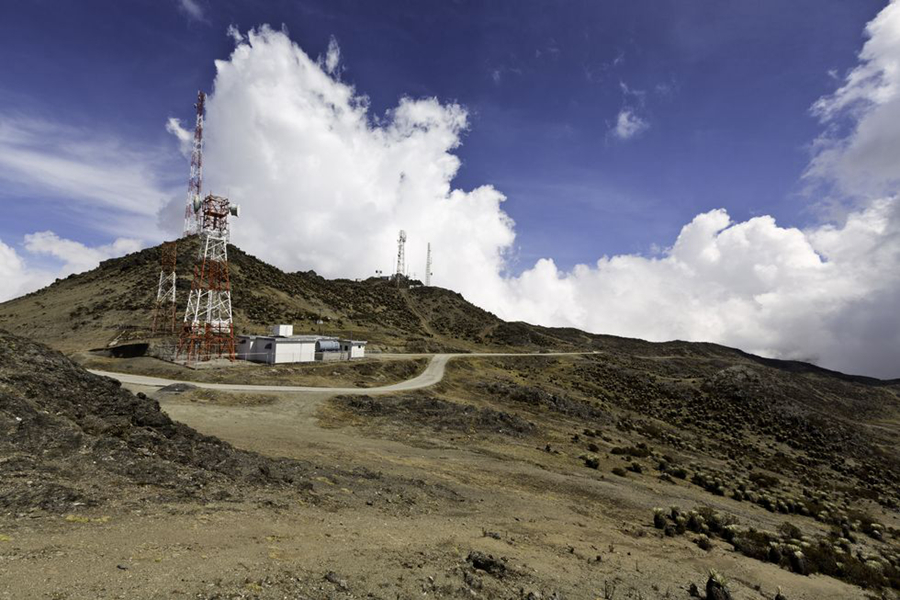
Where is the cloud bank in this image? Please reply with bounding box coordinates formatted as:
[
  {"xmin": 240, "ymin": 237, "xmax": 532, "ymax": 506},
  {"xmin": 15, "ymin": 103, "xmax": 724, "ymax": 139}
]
[
  {"xmin": 0, "ymin": 232, "xmax": 142, "ymax": 302},
  {"xmin": 184, "ymin": 19, "xmax": 900, "ymax": 378}
]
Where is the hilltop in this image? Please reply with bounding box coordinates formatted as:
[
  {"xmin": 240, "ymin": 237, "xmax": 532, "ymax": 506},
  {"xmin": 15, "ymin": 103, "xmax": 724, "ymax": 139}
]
[{"xmin": 0, "ymin": 236, "xmax": 594, "ymax": 354}]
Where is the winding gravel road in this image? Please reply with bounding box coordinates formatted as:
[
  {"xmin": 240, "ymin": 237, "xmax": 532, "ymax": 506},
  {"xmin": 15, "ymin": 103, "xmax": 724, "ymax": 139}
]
[{"xmin": 88, "ymin": 351, "xmax": 592, "ymax": 395}]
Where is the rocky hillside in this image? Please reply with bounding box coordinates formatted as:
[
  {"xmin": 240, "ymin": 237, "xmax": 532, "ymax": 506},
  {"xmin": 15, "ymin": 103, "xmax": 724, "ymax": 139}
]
[
  {"xmin": 0, "ymin": 328, "xmax": 462, "ymax": 521},
  {"xmin": 0, "ymin": 237, "xmax": 590, "ymax": 353},
  {"xmin": 0, "ymin": 328, "xmax": 316, "ymax": 512}
]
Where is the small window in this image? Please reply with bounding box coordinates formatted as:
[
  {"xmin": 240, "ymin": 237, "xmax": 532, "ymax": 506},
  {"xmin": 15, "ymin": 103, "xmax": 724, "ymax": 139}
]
[{"xmin": 264, "ymin": 343, "xmax": 272, "ymax": 349}]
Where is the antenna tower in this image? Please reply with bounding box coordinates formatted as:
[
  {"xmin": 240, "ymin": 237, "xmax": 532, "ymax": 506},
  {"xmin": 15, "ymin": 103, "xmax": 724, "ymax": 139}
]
[
  {"xmin": 177, "ymin": 194, "xmax": 241, "ymax": 362},
  {"xmin": 395, "ymin": 230, "xmax": 406, "ymax": 286},
  {"xmin": 151, "ymin": 242, "xmax": 178, "ymax": 335},
  {"xmin": 182, "ymin": 91, "xmax": 206, "ymax": 237},
  {"xmin": 425, "ymin": 242, "xmax": 432, "ymax": 287}
]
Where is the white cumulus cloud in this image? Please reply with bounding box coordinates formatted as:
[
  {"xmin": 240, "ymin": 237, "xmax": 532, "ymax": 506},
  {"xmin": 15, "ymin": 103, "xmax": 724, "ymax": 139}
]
[
  {"xmin": 502, "ymin": 199, "xmax": 900, "ymax": 378},
  {"xmin": 0, "ymin": 238, "xmax": 53, "ymax": 303},
  {"xmin": 201, "ymin": 26, "xmax": 515, "ymax": 307},
  {"xmin": 168, "ymin": 22, "xmax": 900, "ymax": 377}
]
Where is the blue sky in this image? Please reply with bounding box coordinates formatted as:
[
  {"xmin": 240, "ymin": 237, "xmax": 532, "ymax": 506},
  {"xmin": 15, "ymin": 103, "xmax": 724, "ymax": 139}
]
[
  {"xmin": 0, "ymin": 0, "xmax": 886, "ymax": 269},
  {"xmin": 2, "ymin": 1, "xmax": 899, "ymax": 377}
]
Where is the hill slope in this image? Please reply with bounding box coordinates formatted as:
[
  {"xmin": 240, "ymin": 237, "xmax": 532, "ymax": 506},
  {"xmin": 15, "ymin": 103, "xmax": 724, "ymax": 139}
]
[
  {"xmin": 4, "ymin": 237, "xmax": 897, "ymax": 385},
  {"xmin": 0, "ymin": 237, "xmax": 590, "ymax": 353}
]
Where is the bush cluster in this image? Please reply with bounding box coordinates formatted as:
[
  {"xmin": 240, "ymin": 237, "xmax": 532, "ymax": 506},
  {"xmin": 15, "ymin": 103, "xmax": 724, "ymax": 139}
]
[{"xmin": 651, "ymin": 507, "xmax": 900, "ymax": 591}]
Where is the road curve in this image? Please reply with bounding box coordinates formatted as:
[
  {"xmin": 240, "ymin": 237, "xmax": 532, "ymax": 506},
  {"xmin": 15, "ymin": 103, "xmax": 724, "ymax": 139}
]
[{"xmin": 88, "ymin": 351, "xmax": 591, "ymax": 395}]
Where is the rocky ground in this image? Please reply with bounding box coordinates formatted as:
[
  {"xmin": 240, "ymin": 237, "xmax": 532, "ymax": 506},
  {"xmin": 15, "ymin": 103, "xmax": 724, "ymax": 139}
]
[{"xmin": 2, "ymin": 329, "xmax": 899, "ymax": 599}]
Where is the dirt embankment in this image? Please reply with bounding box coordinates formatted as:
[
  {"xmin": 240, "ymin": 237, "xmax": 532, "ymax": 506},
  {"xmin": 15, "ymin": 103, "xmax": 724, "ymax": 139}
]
[
  {"xmin": 0, "ymin": 329, "xmax": 324, "ymax": 513},
  {"xmin": 332, "ymin": 392, "xmax": 537, "ymax": 438}
]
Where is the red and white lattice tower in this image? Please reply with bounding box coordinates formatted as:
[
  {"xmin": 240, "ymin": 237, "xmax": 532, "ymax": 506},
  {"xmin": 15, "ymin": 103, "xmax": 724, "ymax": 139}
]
[
  {"xmin": 177, "ymin": 194, "xmax": 240, "ymax": 362},
  {"xmin": 150, "ymin": 241, "xmax": 178, "ymax": 335},
  {"xmin": 182, "ymin": 91, "xmax": 206, "ymax": 237}
]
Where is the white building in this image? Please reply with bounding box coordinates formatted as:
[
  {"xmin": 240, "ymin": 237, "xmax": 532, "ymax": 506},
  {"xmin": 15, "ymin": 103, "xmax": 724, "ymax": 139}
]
[
  {"xmin": 340, "ymin": 339, "xmax": 366, "ymax": 359},
  {"xmin": 236, "ymin": 325, "xmax": 366, "ymax": 364}
]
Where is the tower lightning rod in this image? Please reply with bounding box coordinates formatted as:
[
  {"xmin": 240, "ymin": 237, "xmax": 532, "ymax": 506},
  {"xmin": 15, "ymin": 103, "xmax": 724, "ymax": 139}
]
[{"xmin": 182, "ymin": 91, "xmax": 206, "ymax": 237}]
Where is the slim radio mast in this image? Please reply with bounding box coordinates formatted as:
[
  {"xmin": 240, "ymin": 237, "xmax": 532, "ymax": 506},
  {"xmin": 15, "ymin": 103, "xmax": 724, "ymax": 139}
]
[
  {"xmin": 182, "ymin": 91, "xmax": 205, "ymax": 237},
  {"xmin": 395, "ymin": 230, "xmax": 406, "ymax": 287},
  {"xmin": 425, "ymin": 242, "xmax": 432, "ymax": 287}
]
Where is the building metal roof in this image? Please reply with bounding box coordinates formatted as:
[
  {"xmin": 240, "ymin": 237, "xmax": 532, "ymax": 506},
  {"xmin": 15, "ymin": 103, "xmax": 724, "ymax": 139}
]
[{"xmin": 237, "ymin": 334, "xmax": 338, "ymax": 344}]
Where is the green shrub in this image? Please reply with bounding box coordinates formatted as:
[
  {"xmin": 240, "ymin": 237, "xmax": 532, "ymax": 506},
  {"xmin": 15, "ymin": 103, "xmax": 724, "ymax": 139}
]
[{"xmin": 610, "ymin": 445, "xmax": 651, "ymax": 458}]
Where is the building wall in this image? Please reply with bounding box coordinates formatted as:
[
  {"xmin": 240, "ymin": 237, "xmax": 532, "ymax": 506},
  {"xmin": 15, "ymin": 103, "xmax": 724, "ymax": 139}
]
[
  {"xmin": 271, "ymin": 324, "xmax": 293, "ymax": 337},
  {"xmin": 237, "ymin": 337, "xmax": 261, "ymax": 362},
  {"xmin": 273, "ymin": 341, "xmax": 316, "ymax": 363},
  {"xmin": 340, "ymin": 341, "xmax": 366, "ymax": 359},
  {"xmin": 239, "ymin": 336, "xmax": 354, "ymax": 364}
]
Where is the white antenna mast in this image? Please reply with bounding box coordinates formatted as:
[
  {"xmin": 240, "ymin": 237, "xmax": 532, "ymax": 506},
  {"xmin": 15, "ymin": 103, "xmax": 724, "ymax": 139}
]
[
  {"xmin": 395, "ymin": 230, "xmax": 406, "ymax": 285},
  {"xmin": 425, "ymin": 242, "xmax": 432, "ymax": 287}
]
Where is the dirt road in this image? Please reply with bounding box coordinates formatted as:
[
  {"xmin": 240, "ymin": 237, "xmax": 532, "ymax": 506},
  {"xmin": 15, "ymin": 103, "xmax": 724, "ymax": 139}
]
[{"xmin": 87, "ymin": 351, "xmax": 592, "ymax": 394}]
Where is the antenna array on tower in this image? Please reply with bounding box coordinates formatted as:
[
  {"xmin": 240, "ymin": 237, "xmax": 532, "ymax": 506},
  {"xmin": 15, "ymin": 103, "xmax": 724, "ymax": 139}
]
[{"xmin": 395, "ymin": 230, "xmax": 407, "ymax": 286}]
